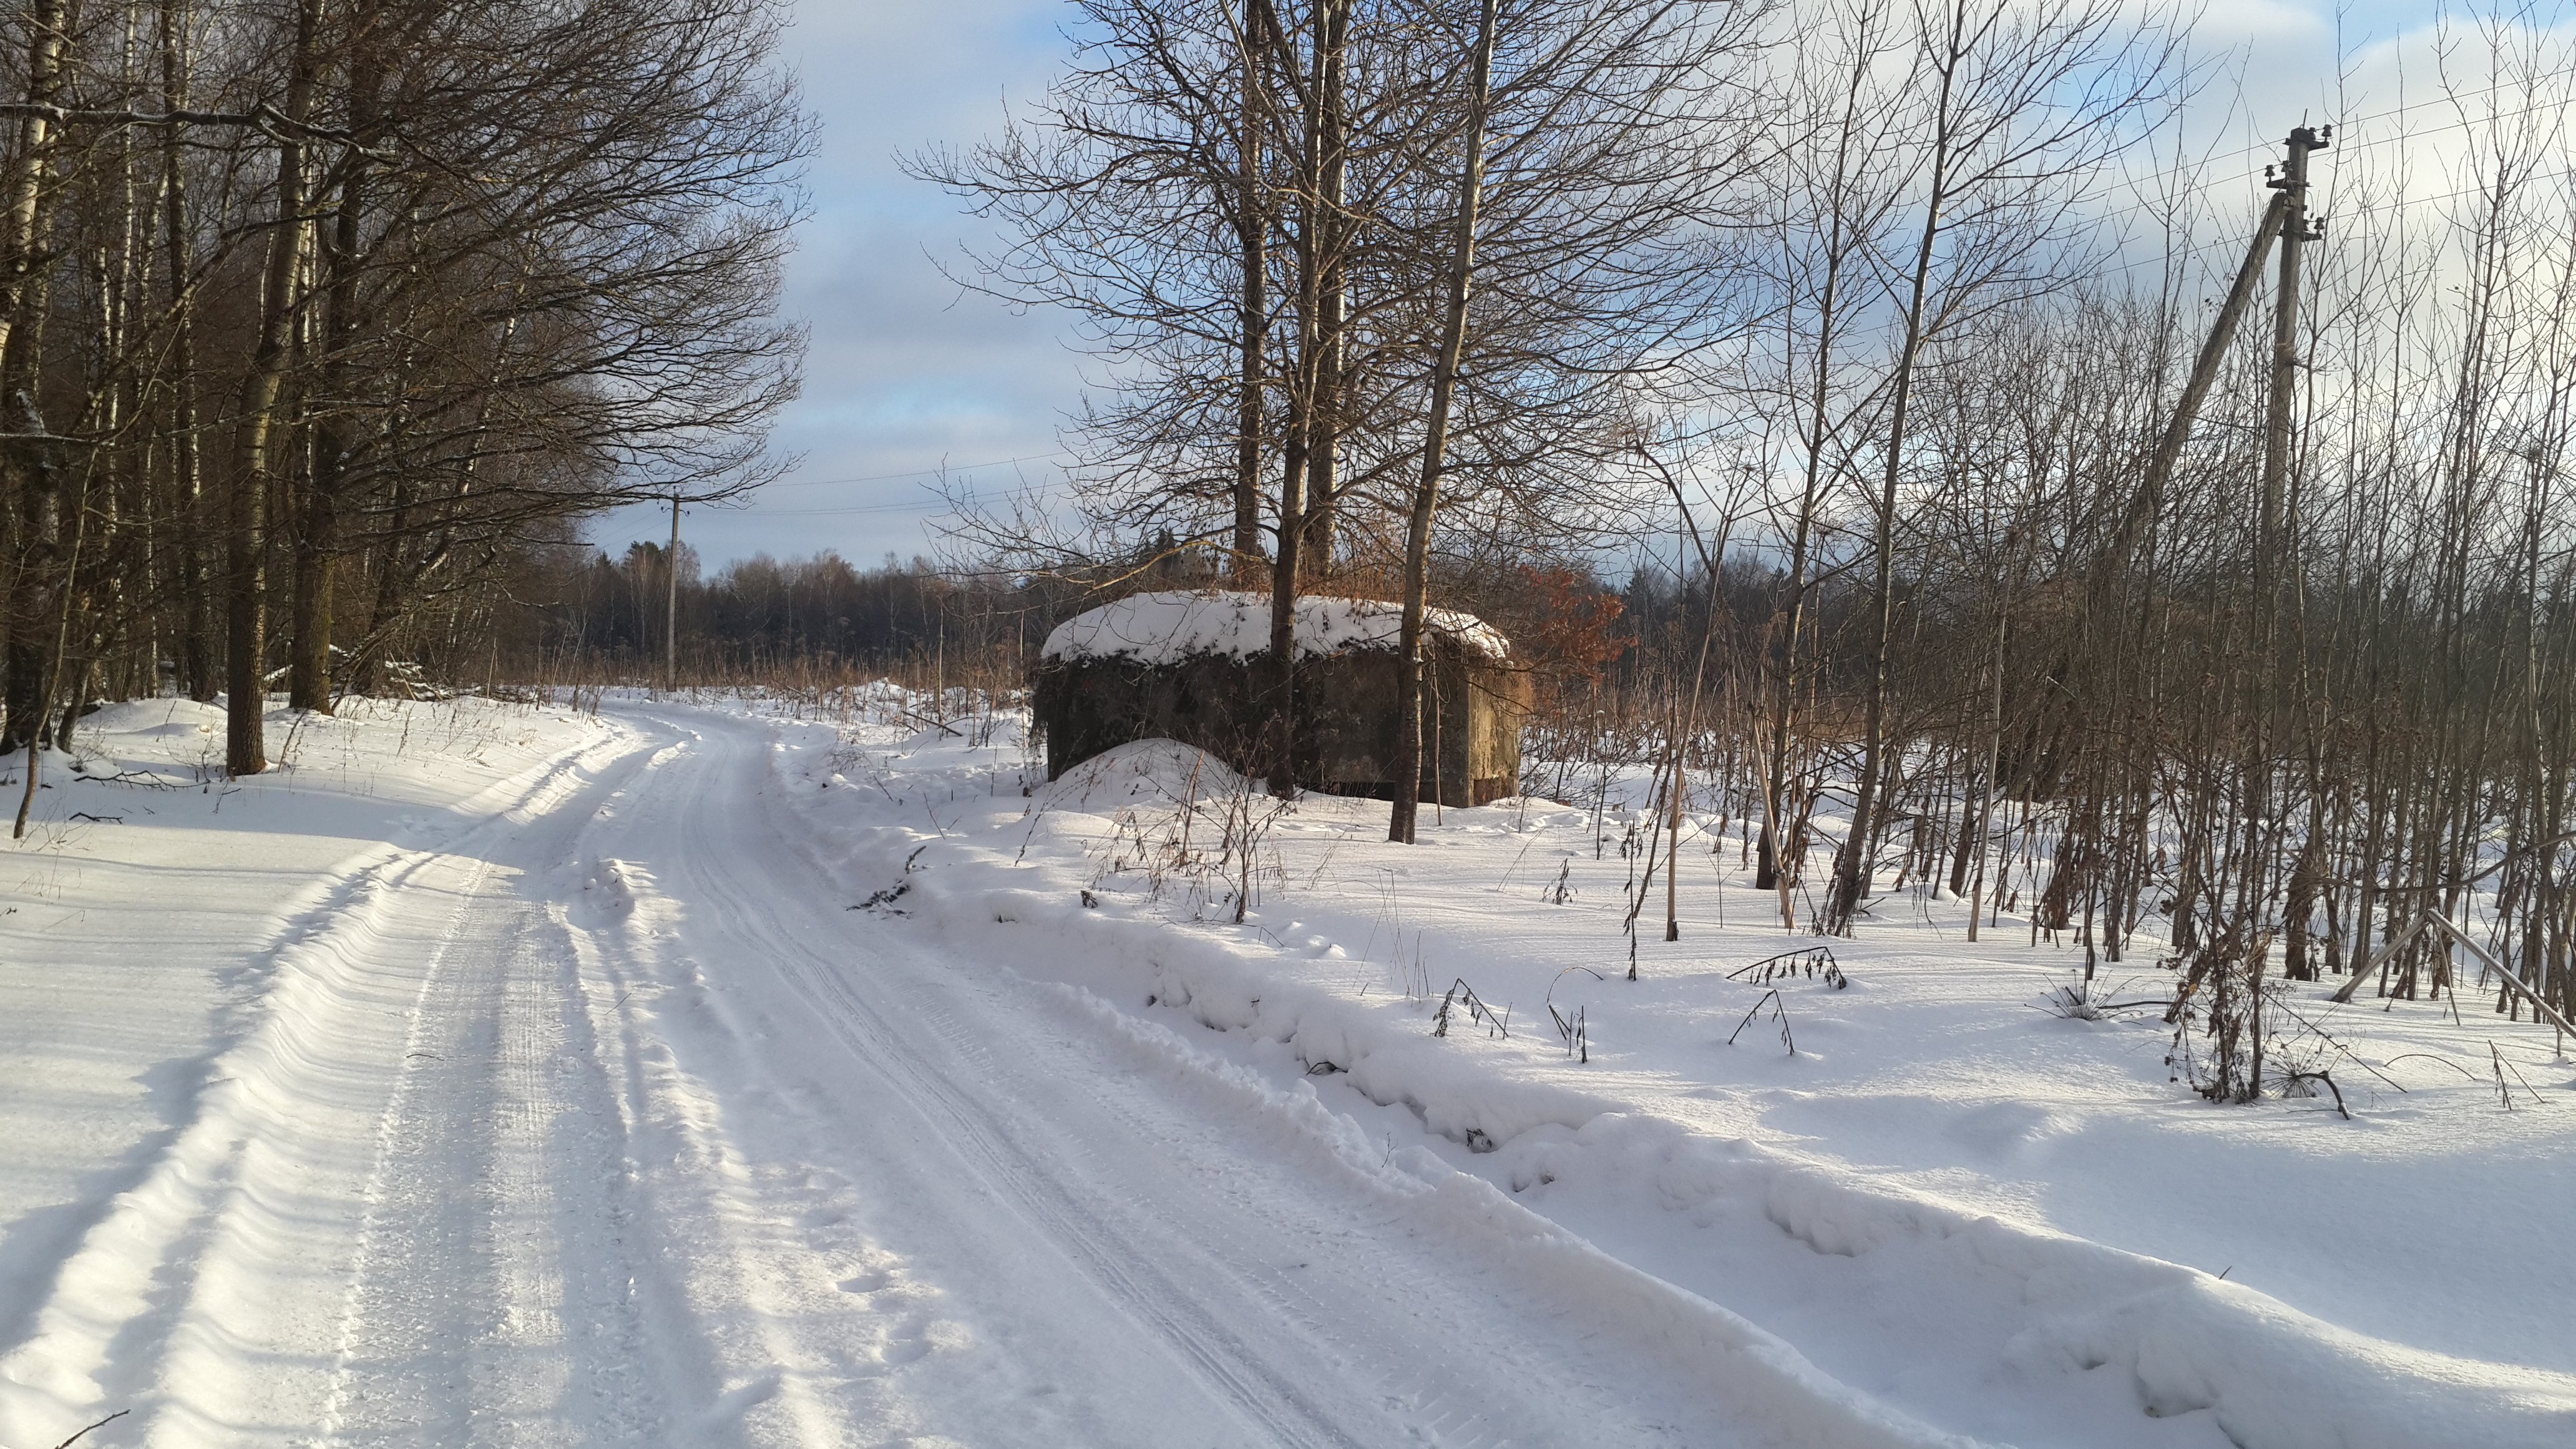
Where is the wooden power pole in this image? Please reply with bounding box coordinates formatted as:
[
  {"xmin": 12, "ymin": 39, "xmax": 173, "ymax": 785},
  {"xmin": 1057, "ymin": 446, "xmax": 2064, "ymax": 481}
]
[
  {"xmin": 2248, "ymin": 124, "xmax": 2330, "ymax": 903},
  {"xmin": 2259, "ymin": 126, "xmax": 2328, "ymax": 535},
  {"xmin": 2256, "ymin": 124, "xmax": 2329, "ymax": 638}
]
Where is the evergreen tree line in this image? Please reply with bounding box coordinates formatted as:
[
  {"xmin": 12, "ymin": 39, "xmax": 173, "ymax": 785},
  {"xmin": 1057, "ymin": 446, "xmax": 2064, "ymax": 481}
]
[
  {"xmin": 527, "ymin": 546, "xmax": 1071, "ymax": 681},
  {"xmin": 510, "ymin": 542, "xmax": 1636, "ymax": 688}
]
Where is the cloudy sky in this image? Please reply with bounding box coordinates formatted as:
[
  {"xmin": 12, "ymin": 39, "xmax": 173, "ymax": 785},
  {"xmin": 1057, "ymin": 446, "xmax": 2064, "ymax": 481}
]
[{"xmin": 593, "ymin": 0, "xmax": 2471, "ymax": 571}]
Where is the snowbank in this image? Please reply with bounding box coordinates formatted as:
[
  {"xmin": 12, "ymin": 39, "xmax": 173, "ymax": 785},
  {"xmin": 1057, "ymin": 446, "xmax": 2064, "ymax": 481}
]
[
  {"xmin": 1040, "ymin": 589, "xmax": 1510, "ymax": 665},
  {"xmin": 782, "ymin": 695, "xmax": 2576, "ymax": 1449},
  {"xmin": 859, "ymin": 836, "xmax": 2576, "ymax": 1447},
  {"xmin": 1037, "ymin": 738, "xmax": 1254, "ymax": 809},
  {"xmin": 77, "ymin": 696, "xmax": 227, "ymax": 737}
]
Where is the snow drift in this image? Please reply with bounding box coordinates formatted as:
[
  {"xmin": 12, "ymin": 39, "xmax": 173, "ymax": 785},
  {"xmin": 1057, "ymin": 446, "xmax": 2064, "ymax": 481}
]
[{"xmin": 792, "ymin": 701, "xmax": 2576, "ymax": 1449}]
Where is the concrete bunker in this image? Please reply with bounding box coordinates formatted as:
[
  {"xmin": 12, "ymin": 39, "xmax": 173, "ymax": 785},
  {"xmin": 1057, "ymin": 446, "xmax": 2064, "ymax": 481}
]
[{"xmin": 1030, "ymin": 590, "xmax": 1530, "ymax": 806}]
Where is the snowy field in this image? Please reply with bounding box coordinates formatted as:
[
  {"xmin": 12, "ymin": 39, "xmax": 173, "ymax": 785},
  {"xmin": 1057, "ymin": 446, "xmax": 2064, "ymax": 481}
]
[{"xmin": 1, "ymin": 690, "xmax": 2569, "ymax": 1448}]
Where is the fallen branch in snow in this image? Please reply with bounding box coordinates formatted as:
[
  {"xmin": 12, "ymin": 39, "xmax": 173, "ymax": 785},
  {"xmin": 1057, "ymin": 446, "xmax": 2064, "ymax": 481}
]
[
  {"xmin": 849, "ymin": 881, "xmax": 910, "ymax": 913},
  {"xmin": 2491, "ymin": 1043, "xmax": 2547, "ymax": 1109},
  {"xmin": 2264, "ymin": 996, "xmax": 2409, "ymax": 1101},
  {"xmin": 2379, "ymin": 1051, "xmax": 2482, "ymax": 1081},
  {"xmin": 51, "ymin": 1411, "xmax": 128, "ymax": 1449},
  {"xmin": 895, "ymin": 706, "xmax": 962, "ymax": 737},
  {"xmin": 69, "ymin": 766, "xmax": 186, "ymax": 789},
  {"xmin": 2281, "ymin": 1070, "xmax": 2351, "ymax": 1120}
]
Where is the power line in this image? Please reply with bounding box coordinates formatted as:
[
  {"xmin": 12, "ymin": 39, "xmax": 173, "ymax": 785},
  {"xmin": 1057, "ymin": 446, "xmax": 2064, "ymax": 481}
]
[
  {"xmin": 741, "ymin": 74, "xmax": 2576, "ymax": 523},
  {"xmin": 749, "ymin": 499, "xmax": 954, "ymax": 517},
  {"xmin": 2091, "ymin": 86, "xmax": 2576, "ymax": 243},
  {"xmin": 761, "ymin": 452, "xmax": 1071, "ymax": 490},
  {"xmin": 2166, "ymin": 91, "xmax": 2576, "ymax": 208},
  {"xmin": 2197, "ymin": 60, "xmax": 2576, "ymax": 171},
  {"xmin": 751, "ymin": 482, "xmax": 1081, "ymax": 518},
  {"xmin": 2097, "ymin": 167, "xmax": 2574, "ymax": 283}
]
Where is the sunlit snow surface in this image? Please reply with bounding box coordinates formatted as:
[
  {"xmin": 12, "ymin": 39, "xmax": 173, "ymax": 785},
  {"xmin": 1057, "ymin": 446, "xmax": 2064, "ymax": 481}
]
[{"xmin": 1, "ymin": 688, "xmax": 2568, "ymax": 1449}]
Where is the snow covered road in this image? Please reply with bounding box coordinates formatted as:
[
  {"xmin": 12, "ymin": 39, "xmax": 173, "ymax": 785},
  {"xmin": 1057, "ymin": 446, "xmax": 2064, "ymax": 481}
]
[
  {"xmin": 13, "ymin": 693, "xmax": 2574, "ymax": 1449},
  {"xmin": 562, "ymin": 700, "xmax": 1808, "ymax": 1448},
  {"xmin": 0, "ymin": 701, "xmax": 1875, "ymax": 1448}
]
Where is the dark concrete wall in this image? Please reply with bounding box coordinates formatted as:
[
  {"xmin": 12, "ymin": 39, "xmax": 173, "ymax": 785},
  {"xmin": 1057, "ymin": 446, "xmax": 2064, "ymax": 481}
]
[{"xmin": 1030, "ymin": 645, "xmax": 1530, "ymax": 805}]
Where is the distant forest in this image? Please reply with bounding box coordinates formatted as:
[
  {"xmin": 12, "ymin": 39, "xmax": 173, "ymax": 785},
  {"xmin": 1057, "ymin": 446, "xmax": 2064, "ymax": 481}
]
[
  {"xmin": 526, "ymin": 545, "xmax": 1064, "ymax": 683},
  {"xmin": 514, "ymin": 541, "xmax": 1690, "ymax": 696}
]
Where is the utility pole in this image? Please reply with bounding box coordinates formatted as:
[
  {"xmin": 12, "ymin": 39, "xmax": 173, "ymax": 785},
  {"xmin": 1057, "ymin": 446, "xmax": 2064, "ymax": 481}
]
[
  {"xmin": 2248, "ymin": 124, "xmax": 2330, "ymax": 914},
  {"xmin": 2046, "ymin": 135, "xmax": 2304, "ymax": 832},
  {"xmin": 2259, "ymin": 126, "xmax": 2328, "ymax": 593},
  {"xmin": 665, "ymin": 492, "xmax": 680, "ymax": 693}
]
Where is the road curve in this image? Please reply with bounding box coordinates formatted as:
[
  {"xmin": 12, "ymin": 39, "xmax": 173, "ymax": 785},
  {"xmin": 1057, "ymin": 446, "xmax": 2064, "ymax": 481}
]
[{"xmin": 1, "ymin": 701, "xmax": 1795, "ymax": 1448}]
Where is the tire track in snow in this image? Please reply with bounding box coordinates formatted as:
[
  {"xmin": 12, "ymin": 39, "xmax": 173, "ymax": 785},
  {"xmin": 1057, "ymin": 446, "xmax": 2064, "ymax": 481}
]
[
  {"xmin": 898, "ymin": 995, "xmax": 1451, "ymax": 1445},
  {"xmin": 313, "ymin": 851, "xmax": 503, "ymax": 1447},
  {"xmin": 935, "ymin": 997, "xmax": 1522, "ymax": 1448},
  {"xmin": 587, "ymin": 707, "xmax": 1388, "ymax": 1445},
  {"xmin": 308, "ymin": 713, "xmax": 800, "ymax": 1448},
  {"xmin": 819, "ymin": 985, "xmax": 1377, "ymax": 1448},
  {"xmin": 608, "ymin": 702, "xmax": 1754, "ymax": 1448},
  {"xmin": 310, "ymin": 844, "xmax": 713, "ymax": 1445},
  {"xmin": 150, "ymin": 724, "xmax": 672, "ymax": 1449},
  {"xmin": 0, "ymin": 720, "xmax": 663, "ymax": 1448},
  {"xmin": 0, "ymin": 827, "xmax": 416, "ymax": 1372},
  {"xmin": 545, "ymin": 717, "xmax": 874, "ymax": 1447}
]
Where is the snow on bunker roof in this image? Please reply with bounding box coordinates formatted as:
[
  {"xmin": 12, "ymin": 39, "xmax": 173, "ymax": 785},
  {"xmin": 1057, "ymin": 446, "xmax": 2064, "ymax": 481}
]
[{"xmin": 1041, "ymin": 590, "xmax": 1510, "ymax": 666}]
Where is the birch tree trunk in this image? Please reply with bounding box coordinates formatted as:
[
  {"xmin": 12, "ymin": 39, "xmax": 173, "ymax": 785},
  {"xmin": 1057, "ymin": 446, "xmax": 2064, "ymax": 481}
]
[{"xmin": 0, "ymin": 0, "xmax": 69, "ymax": 753}]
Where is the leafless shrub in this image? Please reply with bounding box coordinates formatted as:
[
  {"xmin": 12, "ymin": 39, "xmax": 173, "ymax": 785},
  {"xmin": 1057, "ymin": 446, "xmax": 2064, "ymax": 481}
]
[
  {"xmin": 1085, "ymin": 755, "xmax": 1290, "ymax": 924},
  {"xmin": 2035, "ymin": 974, "xmax": 2159, "ymax": 1021},
  {"xmin": 1729, "ymin": 947, "xmax": 1847, "ymax": 990},
  {"xmin": 1546, "ymin": 965, "xmax": 1602, "ymax": 1062},
  {"xmin": 1727, "ymin": 988, "xmax": 1795, "ymax": 1055},
  {"xmin": 1541, "ymin": 859, "xmax": 1574, "ymax": 905}
]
